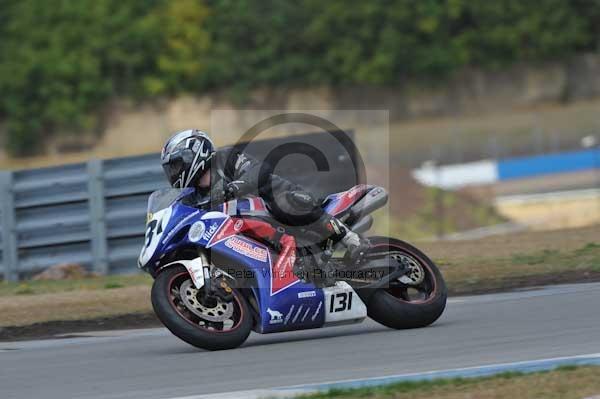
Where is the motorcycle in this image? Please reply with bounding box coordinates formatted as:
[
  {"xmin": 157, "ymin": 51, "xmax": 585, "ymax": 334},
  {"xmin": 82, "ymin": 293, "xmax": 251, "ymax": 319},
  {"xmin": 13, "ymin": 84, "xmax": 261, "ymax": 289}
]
[{"xmin": 138, "ymin": 185, "xmax": 447, "ymax": 350}]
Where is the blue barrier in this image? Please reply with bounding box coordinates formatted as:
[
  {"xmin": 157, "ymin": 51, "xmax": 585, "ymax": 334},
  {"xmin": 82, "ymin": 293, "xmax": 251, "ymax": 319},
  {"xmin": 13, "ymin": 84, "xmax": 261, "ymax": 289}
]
[{"xmin": 498, "ymin": 148, "xmax": 600, "ymax": 180}]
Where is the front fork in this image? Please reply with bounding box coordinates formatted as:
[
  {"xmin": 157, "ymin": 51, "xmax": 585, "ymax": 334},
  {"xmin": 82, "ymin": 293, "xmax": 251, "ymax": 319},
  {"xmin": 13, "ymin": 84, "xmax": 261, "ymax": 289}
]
[{"xmin": 199, "ymin": 254, "xmax": 234, "ymax": 303}]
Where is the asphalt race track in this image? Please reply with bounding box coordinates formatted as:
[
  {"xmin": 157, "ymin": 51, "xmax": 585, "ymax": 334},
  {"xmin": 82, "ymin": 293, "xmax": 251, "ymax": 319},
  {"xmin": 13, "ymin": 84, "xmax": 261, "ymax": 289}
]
[{"xmin": 2, "ymin": 283, "xmax": 600, "ymax": 399}]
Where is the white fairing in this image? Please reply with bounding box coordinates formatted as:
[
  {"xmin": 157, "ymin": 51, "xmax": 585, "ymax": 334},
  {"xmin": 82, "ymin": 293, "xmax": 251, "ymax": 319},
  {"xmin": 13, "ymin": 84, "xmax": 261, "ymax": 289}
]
[
  {"xmin": 138, "ymin": 207, "xmax": 173, "ymax": 268},
  {"xmin": 322, "ymin": 282, "xmax": 367, "ymax": 326},
  {"xmin": 159, "ymin": 258, "xmax": 206, "ymax": 289}
]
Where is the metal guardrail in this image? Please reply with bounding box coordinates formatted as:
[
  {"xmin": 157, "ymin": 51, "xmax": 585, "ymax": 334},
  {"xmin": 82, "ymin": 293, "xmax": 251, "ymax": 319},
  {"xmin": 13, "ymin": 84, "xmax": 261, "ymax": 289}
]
[
  {"xmin": 0, "ymin": 155, "xmax": 163, "ymax": 281},
  {"xmin": 0, "ymin": 131, "xmax": 356, "ymax": 281}
]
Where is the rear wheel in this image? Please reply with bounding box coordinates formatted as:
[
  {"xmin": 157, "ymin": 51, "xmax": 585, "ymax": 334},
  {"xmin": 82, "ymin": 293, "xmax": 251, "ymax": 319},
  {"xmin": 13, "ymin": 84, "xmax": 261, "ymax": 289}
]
[
  {"xmin": 151, "ymin": 266, "xmax": 252, "ymax": 350},
  {"xmin": 365, "ymin": 237, "xmax": 447, "ymax": 329}
]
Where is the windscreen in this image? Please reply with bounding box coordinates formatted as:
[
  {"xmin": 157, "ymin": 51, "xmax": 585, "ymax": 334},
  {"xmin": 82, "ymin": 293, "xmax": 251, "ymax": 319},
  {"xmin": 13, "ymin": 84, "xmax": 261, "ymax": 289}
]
[{"xmin": 147, "ymin": 188, "xmax": 194, "ymax": 213}]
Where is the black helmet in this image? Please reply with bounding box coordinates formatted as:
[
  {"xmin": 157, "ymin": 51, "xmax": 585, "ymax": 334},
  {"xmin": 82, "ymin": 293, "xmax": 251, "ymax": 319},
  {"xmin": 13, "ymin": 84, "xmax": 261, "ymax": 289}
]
[{"xmin": 161, "ymin": 129, "xmax": 216, "ymax": 188}]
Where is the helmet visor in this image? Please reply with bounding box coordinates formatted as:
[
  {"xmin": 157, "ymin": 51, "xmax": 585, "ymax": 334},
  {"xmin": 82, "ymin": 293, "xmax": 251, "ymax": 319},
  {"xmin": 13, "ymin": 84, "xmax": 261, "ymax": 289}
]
[
  {"xmin": 162, "ymin": 156, "xmax": 185, "ymax": 187},
  {"xmin": 161, "ymin": 148, "xmax": 211, "ymax": 188}
]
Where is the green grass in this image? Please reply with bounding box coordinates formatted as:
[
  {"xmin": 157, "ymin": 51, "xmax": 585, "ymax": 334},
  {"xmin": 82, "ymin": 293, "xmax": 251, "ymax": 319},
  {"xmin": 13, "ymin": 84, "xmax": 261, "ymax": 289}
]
[
  {"xmin": 0, "ymin": 273, "xmax": 152, "ymax": 297},
  {"xmin": 104, "ymin": 282, "xmax": 125, "ymax": 289},
  {"xmin": 14, "ymin": 284, "xmax": 35, "ymax": 295},
  {"xmin": 510, "ymin": 249, "xmax": 560, "ymax": 265},
  {"xmin": 374, "ymin": 189, "xmax": 506, "ymax": 241},
  {"xmin": 521, "ymin": 242, "xmax": 600, "ymax": 265},
  {"xmin": 299, "ymin": 366, "xmax": 600, "ymax": 399},
  {"xmin": 1, "ymin": 241, "xmax": 597, "ymax": 299},
  {"xmin": 575, "ymin": 242, "xmax": 600, "ymax": 256},
  {"xmin": 0, "ymin": 226, "xmax": 597, "ymax": 329},
  {"xmin": 440, "ymin": 241, "xmax": 600, "ymax": 295}
]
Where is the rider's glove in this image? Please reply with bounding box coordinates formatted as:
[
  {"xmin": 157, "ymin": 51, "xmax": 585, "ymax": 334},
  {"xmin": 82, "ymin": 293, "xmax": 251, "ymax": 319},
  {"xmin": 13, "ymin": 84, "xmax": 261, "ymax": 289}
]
[
  {"xmin": 286, "ymin": 190, "xmax": 318, "ymax": 213},
  {"xmin": 225, "ymin": 180, "xmax": 247, "ymax": 200}
]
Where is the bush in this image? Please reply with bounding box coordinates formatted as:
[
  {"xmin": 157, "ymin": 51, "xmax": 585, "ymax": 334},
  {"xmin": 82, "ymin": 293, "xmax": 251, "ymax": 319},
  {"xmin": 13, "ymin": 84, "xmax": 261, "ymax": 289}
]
[
  {"xmin": 0, "ymin": 0, "xmax": 599, "ymax": 155},
  {"xmin": 0, "ymin": 0, "xmax": 210, "ymax": 155}
]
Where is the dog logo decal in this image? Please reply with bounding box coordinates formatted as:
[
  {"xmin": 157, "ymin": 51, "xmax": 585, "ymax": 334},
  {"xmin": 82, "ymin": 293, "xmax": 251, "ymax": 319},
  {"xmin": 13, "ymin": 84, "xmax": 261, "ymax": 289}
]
[{"xmin": 267, "ymin": 307, "xmax": 284, "ymax": 324}]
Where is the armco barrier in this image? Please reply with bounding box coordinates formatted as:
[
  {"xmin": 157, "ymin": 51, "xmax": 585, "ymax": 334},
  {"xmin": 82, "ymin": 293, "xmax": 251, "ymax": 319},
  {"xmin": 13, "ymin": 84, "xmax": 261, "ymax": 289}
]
[{"xmin": 0, "ymin": 130, "xmax": 356, "ymax": 281}]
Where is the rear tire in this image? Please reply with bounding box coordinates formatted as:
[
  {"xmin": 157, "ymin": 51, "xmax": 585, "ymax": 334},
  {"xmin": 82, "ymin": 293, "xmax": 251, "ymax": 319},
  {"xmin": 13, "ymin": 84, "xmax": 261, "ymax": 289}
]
[
  {"xmin": 151, "ymin": 266, "xmax": 252, "ymax": 350},
  {"xmin": 365, "ymin": 237, "xmax": 447, "ymax": 329}
]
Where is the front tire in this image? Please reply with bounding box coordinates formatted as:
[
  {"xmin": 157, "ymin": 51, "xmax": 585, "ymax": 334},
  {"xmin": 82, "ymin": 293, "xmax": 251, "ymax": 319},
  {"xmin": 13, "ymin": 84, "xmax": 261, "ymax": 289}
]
[
  {"xmin": 151, "ymin": 266, "xmax": 252, "ymax": 350},
  {"xmin": 365, "ymin": 237, "xmax": 447, "ymax": 329}
]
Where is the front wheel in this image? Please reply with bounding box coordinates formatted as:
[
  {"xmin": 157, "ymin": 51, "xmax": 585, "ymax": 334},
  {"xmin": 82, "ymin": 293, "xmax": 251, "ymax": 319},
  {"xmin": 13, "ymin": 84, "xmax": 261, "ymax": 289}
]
[
  {"xmin": 151, "ymin": 265, "xmax": 252, "ymax": 350},
  {"xmin": 364, "ymin": 237, "xmax": 447, "ymax": 329}
]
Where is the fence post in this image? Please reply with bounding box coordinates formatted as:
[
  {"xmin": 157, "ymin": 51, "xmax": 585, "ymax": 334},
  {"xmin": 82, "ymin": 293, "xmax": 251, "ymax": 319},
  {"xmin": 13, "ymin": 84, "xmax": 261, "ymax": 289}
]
[
  {"xmin": 0, "ymin": 172, "xmax": 19, "ymax": 281},
  {"xmin": 87, "ymin": 159, "xmax": 109, "ymax": 275}
]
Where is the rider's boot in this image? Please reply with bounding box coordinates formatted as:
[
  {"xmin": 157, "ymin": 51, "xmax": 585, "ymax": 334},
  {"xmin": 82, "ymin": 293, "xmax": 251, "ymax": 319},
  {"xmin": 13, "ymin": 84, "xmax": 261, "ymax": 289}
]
[{"xmin": 325, "ymin": 217, "xmax": 370, "ymax": 266}]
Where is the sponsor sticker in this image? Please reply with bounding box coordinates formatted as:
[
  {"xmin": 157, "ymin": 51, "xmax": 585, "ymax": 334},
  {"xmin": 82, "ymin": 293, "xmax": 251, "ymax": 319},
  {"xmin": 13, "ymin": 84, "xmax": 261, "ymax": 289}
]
[
  {"xmin": 202, "ymin": 222, "xmax": 219, "ymax": 241},
  {"xmin": 207, "ymin": 218, "xmax": 237, "ymax": 247},
  {"xmin": 267, "ymin": 307, "xmax": 283, "ymax": 324},
  {"xmin": 234, "ymin": 219, "xmax": 244, "ymax": 232},
  {"xmin": 162, "ymin": 210, "xmax": 200, "ymax": 244},
  {"xmin": 188, "ymin": 221, "xmax": 206, "ymax": 242},
  {"xmin": 225, "ymin": 236, "xmax": 268, "ymax": 262}
]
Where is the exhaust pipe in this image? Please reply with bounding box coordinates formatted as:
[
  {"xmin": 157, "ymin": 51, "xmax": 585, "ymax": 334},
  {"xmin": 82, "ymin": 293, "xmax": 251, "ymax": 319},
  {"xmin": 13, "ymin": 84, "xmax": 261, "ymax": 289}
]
[
  {"xmin": 350, "ymin": 215, "xmax": 373, "ymax": 234},
  {"xmin": 347, "ymin": 187, "xmax": 388, "ymax": 223}
]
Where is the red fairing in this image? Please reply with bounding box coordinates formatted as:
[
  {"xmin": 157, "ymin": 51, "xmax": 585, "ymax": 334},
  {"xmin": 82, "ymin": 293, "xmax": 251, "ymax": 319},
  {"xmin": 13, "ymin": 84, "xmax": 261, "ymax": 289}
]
[
  {"xmin": 231, "ymin": 218, "xmax": 276, "ymax": 240},
  {"xmin": 327, "ymin": 184, "xmax": 371, "ymax": 216},
  {"xmin": 250, "ymin": 197, "xmax": 267, "ymax": 211},
  {"xmin": 270, "ymin": 234, "xmax": 298, "ymax": 295},
  {"xmin": 207, "ymin": 218, "xmax": 238, "ymax": 248},
  {"xmin": 230, "ymin": 217, "xmax": 299, "ymax": 295}
]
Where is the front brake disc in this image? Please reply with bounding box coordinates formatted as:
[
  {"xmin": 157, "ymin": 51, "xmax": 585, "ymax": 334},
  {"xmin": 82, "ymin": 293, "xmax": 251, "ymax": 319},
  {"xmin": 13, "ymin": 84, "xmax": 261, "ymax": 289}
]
[{"xmin": 179, "ymin": 280, "xmax": 234, "ymax": 322}]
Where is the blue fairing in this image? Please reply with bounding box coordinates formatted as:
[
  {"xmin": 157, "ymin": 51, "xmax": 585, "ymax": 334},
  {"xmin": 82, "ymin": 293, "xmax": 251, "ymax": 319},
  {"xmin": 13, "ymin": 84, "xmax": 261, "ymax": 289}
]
[
  {"xmin": 139, "ymin": 190, "xmax": 326, "ymax": 333},
  {"xmin": 253, "ymin": 282, "xmax": 325, "ymax": 333}
]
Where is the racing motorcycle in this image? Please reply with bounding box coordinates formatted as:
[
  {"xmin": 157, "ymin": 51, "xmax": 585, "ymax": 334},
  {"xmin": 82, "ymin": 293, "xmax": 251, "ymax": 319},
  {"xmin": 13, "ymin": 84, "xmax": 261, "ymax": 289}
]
[{"xmin": 138, "ymin": 185, "xmax": 447, "ymax": 350}]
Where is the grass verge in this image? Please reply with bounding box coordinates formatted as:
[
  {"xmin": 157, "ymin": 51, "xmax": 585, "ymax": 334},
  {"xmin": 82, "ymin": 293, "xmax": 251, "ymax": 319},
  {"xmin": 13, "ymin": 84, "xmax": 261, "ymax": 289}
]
[
  {"xmin": 301, "ymin": 366, "xmax": 600, "ymax": 399},
  {"xmin": 0, "ymin": 225, "xmax": 598, "ymax": 337},
  {"xmin": 419, "ymin": 225, "xmax": 600, "ymax": 295},
  {"xmin": 0, "ymin": 285, "xmax": 152, "ymax": 328},
  {"xmin": 0, "ymin": 273, "xmax": 152, "ymax": 297}
]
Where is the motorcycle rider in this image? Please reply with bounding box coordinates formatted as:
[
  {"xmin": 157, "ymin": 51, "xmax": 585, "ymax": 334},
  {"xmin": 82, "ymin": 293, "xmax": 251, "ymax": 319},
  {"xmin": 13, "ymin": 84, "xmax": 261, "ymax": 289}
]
[{"xmin": 160, "ymin": 129, "xmax": 369, "ymax": 264}]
